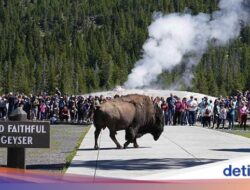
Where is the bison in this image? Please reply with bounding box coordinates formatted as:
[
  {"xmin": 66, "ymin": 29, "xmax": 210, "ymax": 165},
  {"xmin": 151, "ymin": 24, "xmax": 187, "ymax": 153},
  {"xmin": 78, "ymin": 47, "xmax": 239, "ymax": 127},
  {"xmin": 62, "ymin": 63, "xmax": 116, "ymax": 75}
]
[{"xmin": 93, "ymin": 94, "xmax": 164, "ymax": 149}]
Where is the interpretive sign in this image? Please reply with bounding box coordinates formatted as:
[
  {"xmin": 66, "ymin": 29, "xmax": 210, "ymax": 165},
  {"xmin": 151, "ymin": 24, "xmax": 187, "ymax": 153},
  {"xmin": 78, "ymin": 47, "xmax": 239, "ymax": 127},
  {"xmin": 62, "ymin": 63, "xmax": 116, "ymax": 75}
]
[{"xmin": 0, "ymin": 121, "xmax": 50, "ymax": 148}]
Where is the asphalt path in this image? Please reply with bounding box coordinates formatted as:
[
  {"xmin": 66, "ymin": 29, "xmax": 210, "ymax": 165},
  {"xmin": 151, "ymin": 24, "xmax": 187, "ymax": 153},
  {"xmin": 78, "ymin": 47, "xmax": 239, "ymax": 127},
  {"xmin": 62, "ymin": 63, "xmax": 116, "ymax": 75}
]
[{"xmin": 67, "ymin": 125, "xmax": 250, "ymax": 180}]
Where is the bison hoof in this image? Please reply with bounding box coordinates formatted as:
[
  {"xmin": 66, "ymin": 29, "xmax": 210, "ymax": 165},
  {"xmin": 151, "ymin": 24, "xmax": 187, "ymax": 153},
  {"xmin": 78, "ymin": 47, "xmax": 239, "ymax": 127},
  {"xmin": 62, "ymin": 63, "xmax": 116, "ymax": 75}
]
[
  {"xmin": 123, "ymin": 142, "xmax": 130, "ymax": 149},
  {"xmin": 94, "ymin": 145, "xmax": 99, "ymax": 150},
  {"xmin": 133, "ymin": 144, "xmax": 139, "ymax": 148},
  {"xmin": 117, "ymin": 144, "xmax": 122, "ymax": 149}
]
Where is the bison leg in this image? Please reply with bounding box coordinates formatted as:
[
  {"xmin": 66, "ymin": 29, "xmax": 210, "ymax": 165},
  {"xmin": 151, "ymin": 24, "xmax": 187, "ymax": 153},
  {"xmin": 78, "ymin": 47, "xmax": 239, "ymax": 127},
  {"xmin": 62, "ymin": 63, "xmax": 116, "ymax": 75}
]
[
  {"xmin": 124, "ymin": 139, "xmax": 139, "ymax": 149},
  {"xmin": 133, "ymin": 138, "xmax": 139, "ymax": 148},
  {"xmin": 123, "ymin": 141, "xmax": 130, "ymax": 149},
  {"xmin": 124, "ymin": 127, "xmax": 138, "ymax": 149},
  {"xmin": 94, "ymin": 128, "xmax": 101, "ymax": 150},
  {"xmin": 109, "ymin": 131, "xmax": 122, "ymax": 149}
]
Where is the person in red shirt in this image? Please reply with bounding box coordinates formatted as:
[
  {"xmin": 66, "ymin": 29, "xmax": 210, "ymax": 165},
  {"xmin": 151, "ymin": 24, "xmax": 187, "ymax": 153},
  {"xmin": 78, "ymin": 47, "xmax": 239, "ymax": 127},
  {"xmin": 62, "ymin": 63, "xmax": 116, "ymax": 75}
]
[
  {"xmin": 181, "ymin": 97, "xmax": 188, "ymax": 125},
  {"xmin": 61, "ymin": 105, "xmax": 69, "ymax": 122},
  {"xmin": 161, "ymin": 100, "xmax": 168, "ymax": 125},
  {"xmin": 173, "ymin": 97, "xmax": 183, "ymax": 125}
]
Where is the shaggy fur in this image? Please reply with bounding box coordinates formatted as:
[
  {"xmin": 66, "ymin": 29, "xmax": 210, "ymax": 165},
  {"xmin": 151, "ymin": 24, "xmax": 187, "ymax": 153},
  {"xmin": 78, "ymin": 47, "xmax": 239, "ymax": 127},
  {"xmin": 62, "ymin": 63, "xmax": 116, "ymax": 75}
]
[{"xmin": 93, "ymin": 94, "xmax": 164, "ymax": 149}]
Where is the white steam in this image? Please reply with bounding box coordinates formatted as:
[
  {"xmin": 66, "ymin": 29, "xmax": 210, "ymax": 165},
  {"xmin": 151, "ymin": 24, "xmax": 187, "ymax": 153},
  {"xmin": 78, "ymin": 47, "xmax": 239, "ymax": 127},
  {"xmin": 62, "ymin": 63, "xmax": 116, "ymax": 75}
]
[{"xmin": 124, "ymin": 0, "xmax": 250, "ymax": 89}]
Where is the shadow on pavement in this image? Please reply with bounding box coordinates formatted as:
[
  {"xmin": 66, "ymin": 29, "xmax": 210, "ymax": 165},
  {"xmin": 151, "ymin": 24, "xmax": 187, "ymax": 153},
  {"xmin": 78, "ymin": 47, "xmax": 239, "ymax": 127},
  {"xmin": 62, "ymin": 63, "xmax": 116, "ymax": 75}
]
[
  {"xmin": 26, "ymin": 163, "xmax": 65, "ymax": 170},
  {"xmin": 211, "ymin": 148, "xmax": 250, "ymax": 153},
  {"xmin": 69, "ymin": 158, "xmax": 225, "ymax": 171},
  {"xmin": 78, "ymin": 147, "xmax": 151, "ymax": 151}
]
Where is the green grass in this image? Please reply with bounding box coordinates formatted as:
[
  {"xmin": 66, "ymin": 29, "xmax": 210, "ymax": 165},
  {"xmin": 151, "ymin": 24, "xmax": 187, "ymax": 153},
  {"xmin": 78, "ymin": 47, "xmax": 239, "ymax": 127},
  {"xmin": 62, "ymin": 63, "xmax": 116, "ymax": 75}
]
[
  {"xmin": 231, "ymin": 124, "xmax": 250, "ymax": 130},
  {"xmin": 62, "ymin": 126, "xmax": 90, "ymax": 173},
  {"xmin": 228, "ymin": 131, "xmax": 250, "ymax": 138},
  {"xmin": 226, "ymin": 125, "xmax": 250, "ymax": 138}
]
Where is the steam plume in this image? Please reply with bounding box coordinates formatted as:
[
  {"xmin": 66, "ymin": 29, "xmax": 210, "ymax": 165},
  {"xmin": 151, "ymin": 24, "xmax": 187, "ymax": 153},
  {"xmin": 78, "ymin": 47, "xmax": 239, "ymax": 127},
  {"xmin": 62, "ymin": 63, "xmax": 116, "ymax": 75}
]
[{"xmin": 124, "ymin": 0, "xmax": 250, "ymax": 89}]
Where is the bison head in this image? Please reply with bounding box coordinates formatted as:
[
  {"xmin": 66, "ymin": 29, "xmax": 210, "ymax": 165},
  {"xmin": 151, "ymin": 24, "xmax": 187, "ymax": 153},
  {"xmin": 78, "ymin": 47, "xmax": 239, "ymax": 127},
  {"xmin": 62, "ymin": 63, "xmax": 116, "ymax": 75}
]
[
  {"xmin": 134, "ymin": 103, "xmax": 164, "ymax": 141},
  {"xmin": 152, "ymin": 105, "xmax": 164, "ymax": 141}
]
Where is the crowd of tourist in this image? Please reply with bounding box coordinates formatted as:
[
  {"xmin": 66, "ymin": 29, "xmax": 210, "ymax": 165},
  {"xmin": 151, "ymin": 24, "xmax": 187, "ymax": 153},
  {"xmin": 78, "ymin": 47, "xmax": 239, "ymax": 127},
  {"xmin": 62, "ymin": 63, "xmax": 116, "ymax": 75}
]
[
  {"xmin": 0, "ymin": 88, "xmax": 249, "ymax": 129},
  {"xmin": 156, "ymin": 90, "xmax": 250, "ymax": 130},
  {"xmin": 0, "ymin": 88, "xmax": 106, "ymax": 124}
]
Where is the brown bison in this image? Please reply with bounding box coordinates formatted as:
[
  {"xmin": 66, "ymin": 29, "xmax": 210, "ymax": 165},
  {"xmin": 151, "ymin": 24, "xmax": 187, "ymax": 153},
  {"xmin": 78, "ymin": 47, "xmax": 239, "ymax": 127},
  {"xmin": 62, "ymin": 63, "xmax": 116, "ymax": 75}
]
[{"xmin": 93, "ymin": 94, "xmax": 164, "ymax": 149}]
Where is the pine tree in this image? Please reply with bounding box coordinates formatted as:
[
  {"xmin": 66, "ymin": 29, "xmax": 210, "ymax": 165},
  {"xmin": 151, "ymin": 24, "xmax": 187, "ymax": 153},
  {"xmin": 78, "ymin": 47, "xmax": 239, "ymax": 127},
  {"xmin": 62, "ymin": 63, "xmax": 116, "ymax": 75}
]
[{"xmin": 0, "ymin": 0, "xmax": 248, "ymax": 95}]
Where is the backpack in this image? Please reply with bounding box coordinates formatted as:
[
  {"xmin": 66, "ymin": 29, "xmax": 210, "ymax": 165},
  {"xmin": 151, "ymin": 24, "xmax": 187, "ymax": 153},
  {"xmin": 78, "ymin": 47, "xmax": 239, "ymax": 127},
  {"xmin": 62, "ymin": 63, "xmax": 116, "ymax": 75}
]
[
  {"xmin": 59, "ymin": 100, "xmax": 65, "ymax": 108},
  {"xmin": 205, "ymin": 108, "xmax": 210, "ymax": 115}
]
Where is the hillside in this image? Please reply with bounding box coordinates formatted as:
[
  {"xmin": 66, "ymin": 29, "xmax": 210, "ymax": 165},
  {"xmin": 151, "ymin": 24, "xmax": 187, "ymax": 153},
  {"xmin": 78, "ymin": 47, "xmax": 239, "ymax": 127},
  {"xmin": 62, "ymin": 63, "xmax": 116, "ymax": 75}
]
[{"xmin": 0, "ymin": 0, "xmax": 249, "ymax": 96}]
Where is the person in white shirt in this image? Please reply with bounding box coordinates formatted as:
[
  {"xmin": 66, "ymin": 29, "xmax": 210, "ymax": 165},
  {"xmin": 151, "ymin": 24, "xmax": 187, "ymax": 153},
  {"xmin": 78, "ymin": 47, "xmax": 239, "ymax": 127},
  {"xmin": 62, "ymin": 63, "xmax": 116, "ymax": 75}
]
[
  {"xmin": 217, "ymin": 104, "xmax": 227, "ymax": 129},
  {"xmin": 187, "ymin": 96, "xmax": 198, "ymax": 126}
]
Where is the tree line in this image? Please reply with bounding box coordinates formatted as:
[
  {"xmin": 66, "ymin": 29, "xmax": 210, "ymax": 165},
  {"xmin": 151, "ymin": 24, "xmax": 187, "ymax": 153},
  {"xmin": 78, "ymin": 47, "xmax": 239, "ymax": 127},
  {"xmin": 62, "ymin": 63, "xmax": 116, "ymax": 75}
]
[{"xmin": 0, "ymin": 0, "xmax": 249, "ymax": 96}]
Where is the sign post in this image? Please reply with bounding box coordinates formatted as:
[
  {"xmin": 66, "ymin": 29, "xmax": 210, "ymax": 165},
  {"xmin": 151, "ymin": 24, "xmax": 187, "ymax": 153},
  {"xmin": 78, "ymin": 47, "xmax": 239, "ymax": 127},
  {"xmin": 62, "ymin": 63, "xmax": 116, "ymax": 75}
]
[
  {"xmin": 0, "ymin": 107, "xmax": 50, "ymax": 169},
  {"xmin": 7, "ymin": 107, "xmax": 27, "ymax": 169}
]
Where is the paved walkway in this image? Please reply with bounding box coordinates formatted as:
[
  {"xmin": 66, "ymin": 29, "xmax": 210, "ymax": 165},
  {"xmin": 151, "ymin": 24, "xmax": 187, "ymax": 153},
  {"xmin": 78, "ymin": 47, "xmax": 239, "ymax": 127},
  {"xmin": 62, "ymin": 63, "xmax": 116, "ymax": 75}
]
[{"xmin": 66, "ymin": 125, "xmax": 250, "ymax": 180}]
